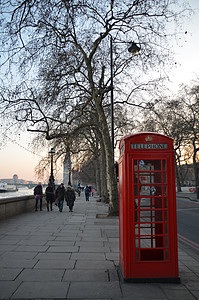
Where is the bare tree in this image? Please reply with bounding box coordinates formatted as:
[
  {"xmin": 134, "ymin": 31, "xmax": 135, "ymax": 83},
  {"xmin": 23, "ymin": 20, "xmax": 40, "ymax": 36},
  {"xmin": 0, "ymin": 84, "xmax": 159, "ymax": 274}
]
[{"xmin": 0, "ymin": 0, "xmax": 191, "ymax": 214}]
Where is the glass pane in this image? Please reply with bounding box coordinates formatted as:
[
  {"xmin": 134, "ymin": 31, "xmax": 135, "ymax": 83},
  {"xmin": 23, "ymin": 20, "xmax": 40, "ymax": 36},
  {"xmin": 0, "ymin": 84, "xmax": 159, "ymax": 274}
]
[
  {"xmin": 140, "ymin": 223, "xmax": 156, "ymax": 236},
  {"xmin": 140, "ymin": 185, "xmax": 163, "ymax": 196},
  {"xmin": 165, "ymin": 249, "xmax": 169, "ymax": 261},
  {"xmin": 140, "ymin": 210, "xmax": 163, "ymax": 222},
  {"xmin": 134, "ymin": 160, "xmax": 138, "ymax": 171},
  {"xmin": 140, "ymin": 185, "xmax": 151, "ymax": 196},
  {"xmin": 164, "ymin": 198, "xmax": 167, "ymax": 208},
  {"xmin": 135, "ymin": 237, "xmax": 139, "ymax": 248},
  {"xmin": 164, "ymin": 185, "xmax": 167, "ymax": 196},
  {"xmin": 163, "ymin": 173, "xmax": 167, "ymax": 183},
  {"xmin": 163, "ymin": 160, "xmax": 166, "ymax": 171},
  {"xmin": 140, "ymin": 236, "xmax": 164, "ymax": 248},
  {"xmin": 139, "ymin": 173, "xmax": 163, "ymax": 184},
  {"xmin": 135, "ymin": 225, "xmax": 139, "ymax": 235},
  {"xmin": 155, "ymin": 211, "xmax": 163, "ymax": 221},
  {"xmin": 140, "ymin": 198, "xmax": 151, "ymax": 208},
  {"xmin": 165, "ymin": 223, "xmax": 168, "ymax": 234},
  {"xmin": 136, "ymin": 250, "xmax": 139, "ymax": 261},
  {"xmin": 139, "ymin": 160, "xmax": 161, "ymax": 171},
  {"xmin": 164, "ymin": 211, "xmax": 168, "ymax": 221}
]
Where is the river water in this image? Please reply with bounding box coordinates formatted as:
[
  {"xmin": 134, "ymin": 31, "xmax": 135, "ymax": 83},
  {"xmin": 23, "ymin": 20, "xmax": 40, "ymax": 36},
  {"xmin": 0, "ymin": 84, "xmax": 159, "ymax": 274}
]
[{"xmin": 0, "ymin": 187, "xmax": 34, "ymax": 200}]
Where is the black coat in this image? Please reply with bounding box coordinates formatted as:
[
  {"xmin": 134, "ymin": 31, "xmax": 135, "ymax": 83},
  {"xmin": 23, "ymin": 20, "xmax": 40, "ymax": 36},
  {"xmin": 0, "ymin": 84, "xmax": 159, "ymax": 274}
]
[
  {"xmin": 65, "ymin": 189, "xmax": 76, "ymax": 207},
  {"xmin": 56, "ymin": 186, "xmax": 66, "ymax": 201},
  {"xmin": 45, "ymin": 186, "xmax": 54, "ymax": 202}
]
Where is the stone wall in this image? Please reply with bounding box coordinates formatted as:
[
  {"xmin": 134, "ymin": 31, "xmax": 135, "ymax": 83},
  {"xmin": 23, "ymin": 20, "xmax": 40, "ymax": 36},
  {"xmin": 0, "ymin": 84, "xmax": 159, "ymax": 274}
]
[{"xmin": 0, "ymin": 196, "xmax": 36, "ymax": 219}]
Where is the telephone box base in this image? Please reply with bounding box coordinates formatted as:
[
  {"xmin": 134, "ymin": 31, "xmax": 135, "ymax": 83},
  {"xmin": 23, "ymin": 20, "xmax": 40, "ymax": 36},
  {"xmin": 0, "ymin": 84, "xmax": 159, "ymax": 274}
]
[{"xmin": 117, "ymin": 266, "xmax": 181, "ymax": 283}]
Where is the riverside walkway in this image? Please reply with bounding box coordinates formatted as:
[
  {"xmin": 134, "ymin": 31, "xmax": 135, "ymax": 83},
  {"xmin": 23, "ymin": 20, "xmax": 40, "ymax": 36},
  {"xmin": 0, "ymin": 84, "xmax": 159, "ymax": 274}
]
[{"xmin": 0, "ymin": 193, "xmax": 199, "ymax": 299}]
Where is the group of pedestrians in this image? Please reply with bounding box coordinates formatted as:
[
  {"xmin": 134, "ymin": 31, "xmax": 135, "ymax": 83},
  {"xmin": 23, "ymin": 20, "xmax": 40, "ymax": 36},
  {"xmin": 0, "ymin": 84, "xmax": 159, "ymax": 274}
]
[
  {"xmin": 34, "ymin": 183, "xmax": 94, "ymax": 212},
  {"xmin": 33, "ymin": 183, "xmax": 76, "ymax": 212}
]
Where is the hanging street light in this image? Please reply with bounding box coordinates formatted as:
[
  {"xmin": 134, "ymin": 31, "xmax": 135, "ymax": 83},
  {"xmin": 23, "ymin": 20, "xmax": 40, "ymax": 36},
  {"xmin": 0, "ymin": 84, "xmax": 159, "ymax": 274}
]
[
  {"xmin": 128, "ymin": 41, "xmax": 141, "ymax": 55},
  {"xmin": 110, "ymin": 39, "xmax": 140, "ymax": 158}
]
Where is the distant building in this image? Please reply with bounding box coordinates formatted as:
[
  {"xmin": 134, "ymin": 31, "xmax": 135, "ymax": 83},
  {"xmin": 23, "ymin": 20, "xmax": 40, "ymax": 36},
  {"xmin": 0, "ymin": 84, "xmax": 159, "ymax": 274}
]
[{"xmin": 13, "ymin": 174, "xmax": 18, "ymax": 185}]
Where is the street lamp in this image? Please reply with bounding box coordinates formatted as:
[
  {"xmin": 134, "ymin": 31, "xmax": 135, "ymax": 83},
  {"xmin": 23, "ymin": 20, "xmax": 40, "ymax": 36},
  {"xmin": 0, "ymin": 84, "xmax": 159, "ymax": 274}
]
[
  {"xmin": 68, "ymin": 165, "xmax": 71, "ymax": 186},
  {"xmin": 128, "ymin": 41, "xmax": 141, "ymax": 55},
  {"xmin": 110, "ymin": 39, "xmax": 141, "ymax": 157},
  {"xmin": 49, "ymin": 148, "xmax": 55, "ymax": 186}
]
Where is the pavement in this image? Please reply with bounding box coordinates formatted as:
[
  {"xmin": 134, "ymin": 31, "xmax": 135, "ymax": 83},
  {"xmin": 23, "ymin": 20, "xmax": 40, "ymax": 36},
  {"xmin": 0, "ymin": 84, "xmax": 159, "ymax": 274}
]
[
  {"xmin": 0, "ymin": 192, "xmax": 198, "ymax": 299},
  {"xmin": 176, "ymin": 191, "xmax": 199, "ymax": 202}
]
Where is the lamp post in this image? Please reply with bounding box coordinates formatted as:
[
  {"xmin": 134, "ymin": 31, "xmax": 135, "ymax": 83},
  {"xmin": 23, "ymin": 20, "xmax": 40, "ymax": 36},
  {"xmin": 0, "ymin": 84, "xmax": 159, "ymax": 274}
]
[
  {"xmin": 110, "ymin": 40, "xmax": 140, "ymax": 157},
  {"xmin": 68, "ymin": 166, "xmax": 71, "ymax": 186},
  {"xmin": 49, "ymin": 148, "xmax": 55, "ymax": 186}
]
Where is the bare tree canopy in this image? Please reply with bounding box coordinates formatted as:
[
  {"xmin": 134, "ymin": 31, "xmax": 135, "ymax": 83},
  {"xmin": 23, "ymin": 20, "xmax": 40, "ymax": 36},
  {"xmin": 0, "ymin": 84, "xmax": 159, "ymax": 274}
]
[{"xmin": 0, "ymin": 0, "xmax": 192, "ymax": 214}]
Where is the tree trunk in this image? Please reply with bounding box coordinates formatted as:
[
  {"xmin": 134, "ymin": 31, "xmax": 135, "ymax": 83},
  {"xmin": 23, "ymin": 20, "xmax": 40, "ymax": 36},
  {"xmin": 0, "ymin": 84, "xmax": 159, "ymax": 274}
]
[
  {"xmin": 95, "ymin": 97, "xmax": 119, "ymax": 215},
  {"xmin": 193, "ymin": 146, "xmax": 199, "ymax": 189},
  {"xmin": 174, "ymin": 152, "xmax": 182, "ymax": 192},
  {"xmin": 99, "ymin": 143, "xmax": 108, "ymax": 203},
  {"xmin": 95, "ymin": 157, "xmax": 101, "ymax": 197},
  {"xmin": 175, "ymin": 163, "xmax": 182, "ymax": 192}
]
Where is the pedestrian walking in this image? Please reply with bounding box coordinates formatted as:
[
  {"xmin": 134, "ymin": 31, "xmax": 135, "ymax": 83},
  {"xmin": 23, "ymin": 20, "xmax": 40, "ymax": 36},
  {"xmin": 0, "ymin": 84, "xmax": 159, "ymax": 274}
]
[
  {"xmin": 65, "ymin": 186, "xmax": 76, "ymax": 212},
  {"xmin": 91, "ymin": 188, "xmax": 94, "ymax": 196},
  {"xmin": 45, "ymin": 183, "xmax": 54, "ymax": 211},
  {"xmin": 34, "ymin": 183, "xmax": 43, "ymax": 211},
  {"xmin": 77, "ymin": 186, "xmax": 81, "ymax": 196},
  {"xmin": 55, "ymin": 183, "xmax": 65, "ymax": 212},
  {"xmin": 85, "ymin": 185, "xmax": 90, "ymax": 201}
]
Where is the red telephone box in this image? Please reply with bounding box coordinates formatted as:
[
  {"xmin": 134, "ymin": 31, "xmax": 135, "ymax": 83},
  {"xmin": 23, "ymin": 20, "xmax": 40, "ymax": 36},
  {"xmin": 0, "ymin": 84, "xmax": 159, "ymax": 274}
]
[{"xmin": 118, "ymin": 132, "xmax": 179, "ymax": 282}]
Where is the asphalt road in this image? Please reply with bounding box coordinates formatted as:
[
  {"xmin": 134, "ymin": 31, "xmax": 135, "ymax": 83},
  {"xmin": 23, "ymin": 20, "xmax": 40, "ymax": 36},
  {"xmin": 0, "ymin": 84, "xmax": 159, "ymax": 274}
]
[{"xmin": 177, "ymin": 196, "xmax": 199, "ymax": 254}]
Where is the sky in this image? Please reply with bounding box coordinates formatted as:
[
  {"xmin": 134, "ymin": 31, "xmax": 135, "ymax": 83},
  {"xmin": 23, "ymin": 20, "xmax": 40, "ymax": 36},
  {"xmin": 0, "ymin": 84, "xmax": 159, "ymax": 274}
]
[{"xmin": 0, "ymin": 0, "xmax": 199, "ymax": 182}]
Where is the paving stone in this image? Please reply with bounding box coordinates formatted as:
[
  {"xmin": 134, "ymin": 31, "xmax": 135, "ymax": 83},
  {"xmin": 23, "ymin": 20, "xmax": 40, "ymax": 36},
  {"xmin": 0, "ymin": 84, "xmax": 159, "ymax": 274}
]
[
  {"xmin": 75, "ymin": 260, "xmax": 115, "ymax": 270},
  {"xmin": 11, "ymin": 281, "xmax": 70, "ymax": 299},
  {"xmin": 34, "ymin": 259, "xmax": 75, "ymax": 269},
  {"xmin": 0, "ymin": 281, "xmax": 21, "ymax": 299},
  {"xmin": 122, "ymin": 283, "xmax": 166, "ymax": 299},
  {"xmin": 14, "ymin": 245, "xmax": 49, "ymax": 252},
  {"xmin": 105, "ymin": 252, "xmax": 119, "ymax": 261},
  {"xmin": 0, "ymin": 268, "xmax": 22, "ymax": 280},
  {"xmin": 17, "ymin": 269, "xmax": 64, "ymax": 282},
  {"xmin": 0, "ymin": 258, "xmax": 38, "ymax": 268},
  {"xmin": 45, "ymin": 240, "xmax": 75, "ymax": 246},
  {"xmin": 1, "ymin": 251, "xmax": 37, "ymax": 260},
  {"xmin": 75, "ymin": 241, "xmax": 105, "ymax": 247},
  {"xmin": 161, "ymin": 288, "xmax": 196, "ymax": 300},
  {"xmin": 68, "ymin": 281, "xmax": 122, "ymax": 299},
  {"xmin": 35, "ymin": 252, "xmax": 71, "ymax": 260},
  {"xmin": 47, "ymin": 246, "xmax": 79, "ymax": 252},
  {"xmin": 79, "ymin": 246, "xmax": 110, "ymax": 253},
  {"xmin": 63, "ymin": 269, "xmax": 108, "ymax": 282},
  {"xmin": 71, "ymin": 252, "xmax": 106, "ymax": 260}
]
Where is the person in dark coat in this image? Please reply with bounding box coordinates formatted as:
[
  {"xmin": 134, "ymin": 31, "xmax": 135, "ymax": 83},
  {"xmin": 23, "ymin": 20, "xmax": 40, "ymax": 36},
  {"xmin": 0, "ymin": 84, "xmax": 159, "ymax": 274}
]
[
  {"xmin": 85, "ymin": 185, "xmax": 90, "ymax": 201},
  {"xmin": 55, "ymin": 183, "xmax": 65, "ymax": 212},
  {"xmin": 34, "ymin": 183, "xmax": 43, "ymax": 211},
  {"xmin": 65, "ymin": 186, "xmax": 76, "ymax": 212},
  {"xmin": 45, "ymin": 183, "xmax": 54, "ymax": 211}
]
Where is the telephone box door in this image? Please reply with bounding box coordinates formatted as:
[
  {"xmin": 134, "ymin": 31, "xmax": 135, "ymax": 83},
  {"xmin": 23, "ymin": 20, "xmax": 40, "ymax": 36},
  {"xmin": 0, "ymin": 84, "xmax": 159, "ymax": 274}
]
[{"xmin": 133, "ymin": 155, "xmax": 174, "ymax": 272}]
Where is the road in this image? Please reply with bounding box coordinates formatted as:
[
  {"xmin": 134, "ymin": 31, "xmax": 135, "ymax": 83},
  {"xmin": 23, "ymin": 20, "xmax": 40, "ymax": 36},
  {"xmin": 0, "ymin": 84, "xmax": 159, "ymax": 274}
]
[{"xmin": 177, "ymin": 196, "xmax": 199, "ymax": 255}]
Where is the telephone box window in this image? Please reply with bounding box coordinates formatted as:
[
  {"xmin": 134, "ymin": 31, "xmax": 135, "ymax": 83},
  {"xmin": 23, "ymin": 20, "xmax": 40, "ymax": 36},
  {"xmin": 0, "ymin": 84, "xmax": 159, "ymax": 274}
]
[{"xmin": 133, "ymin": 158, "xmax": 169, "ymax": 262}]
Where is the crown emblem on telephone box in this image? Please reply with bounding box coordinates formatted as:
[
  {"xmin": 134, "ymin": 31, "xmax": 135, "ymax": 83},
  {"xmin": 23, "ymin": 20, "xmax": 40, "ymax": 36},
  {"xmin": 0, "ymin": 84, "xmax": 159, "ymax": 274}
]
[{"xmin": 145, "ymin": 136, "xmax": 152, "ymax": 142}]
